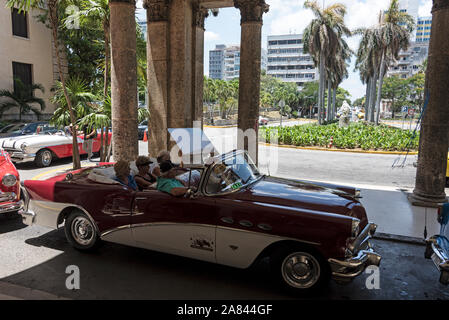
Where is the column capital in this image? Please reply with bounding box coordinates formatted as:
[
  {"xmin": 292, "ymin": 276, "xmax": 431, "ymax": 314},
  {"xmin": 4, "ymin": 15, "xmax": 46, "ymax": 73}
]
[
  {"xmin": 192, "ymin": 5, "xmax": 209, "ymax": 30},
  {"xmin": 432, "ymin": 0, "xmax": 449, "ymax": 12},
  {"xmin": 144, "ymin": 0, "xmax": 171, "ymax": 22},
  {"xmin": 234, "ymin": 0, "xmax": 269, "ymax": 24},
  {"xmin": 109, "ymin": 0, "xmax": 136, "ymax": 5}
]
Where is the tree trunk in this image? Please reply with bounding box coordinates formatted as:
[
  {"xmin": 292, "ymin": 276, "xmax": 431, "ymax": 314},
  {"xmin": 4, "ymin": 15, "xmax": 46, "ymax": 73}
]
[
  {"xmin": 375, "ymin": 53, "xmax": 386, "ymax": 125},
  {"xmin": 331, "ymin": 88, "xmax": 337, "ymax": 120},
  {"xmin": 369, "ymin": 71, "xmax": 378, "ymax": 123},
  {"xmin": 327, "ymin": 79, "xmax": 331, "ymax": 122},
  {"xmin": 49, "ymin": 4, "xmax": 80, "ymax": 169},
  {"xmin": 365, "ymin": 78, "xmax": 371, "ymax": 121},
  {"xmin": 99, "ymin": 127, "xmax": 104, "ymax": 162},
  {"xmin": 318, "ymin": 51, "xmax": 325, "ymax": 125}
]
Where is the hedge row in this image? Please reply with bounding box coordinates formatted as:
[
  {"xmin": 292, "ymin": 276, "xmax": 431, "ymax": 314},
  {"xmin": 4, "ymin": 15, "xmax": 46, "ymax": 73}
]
[{"xmin": 259, "ymin": 122, "xmax": 419, "ymax": 151}]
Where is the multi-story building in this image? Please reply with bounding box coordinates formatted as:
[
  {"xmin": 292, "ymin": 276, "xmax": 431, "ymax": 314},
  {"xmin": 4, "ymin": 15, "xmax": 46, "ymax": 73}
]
[
  {"xmin": 209, "ymin": 44, "xmax": 267, "ymax": 81},
  {"xmin": 266, "ymin": 34, "xmax": 318, "ymax": 89},
  {"xmin": 416, "ymin": 16, "xmax": 432, "ymax": 43},
  {"xmin": 0, "ymin": 5, "xmax": 59, "ymax": 120},
  {"xmin": 387, "ymin": 41, "xmax": 429, "ymax": 79}
]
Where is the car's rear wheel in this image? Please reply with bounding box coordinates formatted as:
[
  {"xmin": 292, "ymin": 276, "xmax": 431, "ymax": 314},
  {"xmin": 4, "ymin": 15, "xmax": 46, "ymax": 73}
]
[
  {"xmin": 270, "ymin": 244, "xmax": 330, "ymax": 294},
  {"xmin": 35, "ymin": 149, "xmax": 53, "ymax": 167},
  {"xmin": 64, "ymin": 210, "xmax": 100, "ymax": 251}
]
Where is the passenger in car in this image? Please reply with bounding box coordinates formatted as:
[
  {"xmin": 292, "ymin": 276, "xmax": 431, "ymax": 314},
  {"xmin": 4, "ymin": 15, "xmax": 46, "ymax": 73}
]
[
  {"xmin": 114, "ymin": 160, "xmax": 137, "ymax": 191},
  {"xmin": 134, "ymin": 156, "xmax": 157, "ymax": 191},
  {"xmin": 156, "ymin": 161, "xmax": 191, "ymax": 197},
  {"xmin": 152, "ymin": 149, "xmax": 184, "ymax": 177}
]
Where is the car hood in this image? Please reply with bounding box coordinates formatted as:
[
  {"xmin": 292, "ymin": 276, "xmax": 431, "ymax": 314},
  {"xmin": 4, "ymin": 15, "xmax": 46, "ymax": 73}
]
[
  {"xmin": 227, "ymin": 176, "xmax": 367, "ymax": 223},
  {"xmin": 0, "ymin": 134, "xmax": 75, "ymax": 149}
]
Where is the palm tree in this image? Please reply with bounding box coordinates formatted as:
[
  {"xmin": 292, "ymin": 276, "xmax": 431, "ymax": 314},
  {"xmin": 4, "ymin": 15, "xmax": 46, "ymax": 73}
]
[
  {"xmin": 354, "ymin": 24, "xmax": 383, "ymax": 122},
  {"xmin": 303, "ymin": 0, "xmax": 351, "ymax": 125},
  {"xmin": 373, "ymin": 0, "xmax": 415, "ymax": 125},
  {"xmin": 7, "ymin": 0, "xmax": 82, "ymax": 169},
  {"xmin": 50, "ymin": 77, "xmax": 96, "ymax": 132},
  {"xmin": 0, "ymin": 79, "xmax": 46, "ymax": 120}
]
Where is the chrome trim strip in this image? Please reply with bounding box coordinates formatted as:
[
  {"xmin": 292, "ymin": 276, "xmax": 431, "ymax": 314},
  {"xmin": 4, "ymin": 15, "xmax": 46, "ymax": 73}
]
[{"xmin": 100, "ymin": 222, "xmax": 319, "ymax": 246}]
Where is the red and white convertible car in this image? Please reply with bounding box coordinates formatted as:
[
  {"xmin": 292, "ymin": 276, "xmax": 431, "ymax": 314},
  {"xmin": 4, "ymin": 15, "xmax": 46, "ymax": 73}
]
[
  {"xmin": 0, "ymin": 148, "xmax": 22, "ymax": 216},
  {"xmin": 0, "ymin": 129, "xmax": 112, "ymax": 167}
]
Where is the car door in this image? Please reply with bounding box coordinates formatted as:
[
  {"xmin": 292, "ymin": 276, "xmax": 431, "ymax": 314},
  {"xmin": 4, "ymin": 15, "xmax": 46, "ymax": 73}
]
[{"xmin": 131, "ymin": 189, "xmax": 218, "ymax": 263}]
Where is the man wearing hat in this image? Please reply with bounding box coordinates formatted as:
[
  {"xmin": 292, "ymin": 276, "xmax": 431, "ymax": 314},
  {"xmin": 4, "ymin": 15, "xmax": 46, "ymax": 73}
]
[
  {"xmin": 156, "ymin": 160, "xmax": 191, "ymax": 197},
  {"xmin": 134, "ymin": 156, "xmax": 158, "ymax": 191}
]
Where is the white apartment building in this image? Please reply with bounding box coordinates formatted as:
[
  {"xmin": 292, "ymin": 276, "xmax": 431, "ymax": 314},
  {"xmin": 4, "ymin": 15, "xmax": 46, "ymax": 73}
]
[
  {"xmin": 266, "ymin": 34, "xmax": 317, "ymax": 89},
  {"xmin": 0, "ymin": 5, "xmax": 58, "ymax": 120},
  {"xmin": 209, "ymin": 44, "xmax": 267, "ymax": 81}
]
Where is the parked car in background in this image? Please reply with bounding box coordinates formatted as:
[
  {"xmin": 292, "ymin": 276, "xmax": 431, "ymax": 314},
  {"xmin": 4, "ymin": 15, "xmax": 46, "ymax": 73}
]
[
  {"xmin": 0, "ymin": 122, "xmax": 56, "ymax": 138},
  {"xmin": 0, "ymin": 129, "xmax": 112, "ymax": 167},
  {"xmin": 20, "ymin": 149, "xmax": 381, "ymax": 293},
  {"xmin": 0, "ymin": 148, "xmax": 22, "ymax": 216},
  {"xmin": 259, "ymin": 116, "xmax": 268, "ymax": 126},
  {"xmin": 138, "ymin": 120, "xmax": 148, "ymax": 140},
  {"xmin": 425, "ymin": 203, "xmax": 449, "ymax": 285}
]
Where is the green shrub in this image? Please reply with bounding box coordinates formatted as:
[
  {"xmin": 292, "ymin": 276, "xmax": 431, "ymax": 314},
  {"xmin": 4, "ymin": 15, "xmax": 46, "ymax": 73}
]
[{"xmin": 259, "ymin": 122, "xmax": 419, "ymax": 151}]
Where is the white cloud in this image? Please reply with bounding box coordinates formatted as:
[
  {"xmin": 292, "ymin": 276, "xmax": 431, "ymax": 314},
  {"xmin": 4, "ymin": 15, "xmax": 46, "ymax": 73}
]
[
  {"xmin": 418, "ymin": 0, "xmax": 432, "ymax": 16},
  {"xmin": 205, "ymin": 31, "xmax": 220, "ymax": 42}
]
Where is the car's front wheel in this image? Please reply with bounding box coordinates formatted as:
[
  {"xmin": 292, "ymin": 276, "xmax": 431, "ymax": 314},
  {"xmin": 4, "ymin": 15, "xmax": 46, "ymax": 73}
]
[
  {"xmin": 64, "ymin": 210, "xmax": 100, "ymax": 251},
  {"xmin": 35, "ymin": 149, "xmax": 53, "ymax": 167},
  {"xmin": 270, "ymin": 244, "xmax": 330, "ymax": 294}
]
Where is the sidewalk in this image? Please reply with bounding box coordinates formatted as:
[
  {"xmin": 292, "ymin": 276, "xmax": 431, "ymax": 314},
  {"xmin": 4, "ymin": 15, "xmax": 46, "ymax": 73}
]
[
  {"xmin": 294, "ymin": 177, "xmax": 442, "ymax": 243},
  {"xmin": 0, "ymin": 281, "xmax": 70, "ymax": 300}
]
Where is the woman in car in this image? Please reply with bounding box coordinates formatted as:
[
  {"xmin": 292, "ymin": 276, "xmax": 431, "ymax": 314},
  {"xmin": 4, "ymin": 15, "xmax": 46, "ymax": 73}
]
[
  {"xmin": 134, "ymin": 156, "xmax": 158, "ymax": 191},
  {"xmin": 113, "ymin": 160, "xmax": 137, "ymax": 191}
]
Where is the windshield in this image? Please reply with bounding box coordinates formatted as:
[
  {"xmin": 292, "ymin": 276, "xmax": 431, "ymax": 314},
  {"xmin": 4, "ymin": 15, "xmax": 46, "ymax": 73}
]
[{"xmin": 206, "ymin": 151, "xmax": 261, "ymax": 194}]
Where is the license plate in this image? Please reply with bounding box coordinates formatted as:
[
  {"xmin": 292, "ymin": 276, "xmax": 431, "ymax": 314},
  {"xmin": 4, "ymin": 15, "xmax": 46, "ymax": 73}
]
[{"xmin": 431, "ymin": 253, "xmax": 442, "ymax": 269}]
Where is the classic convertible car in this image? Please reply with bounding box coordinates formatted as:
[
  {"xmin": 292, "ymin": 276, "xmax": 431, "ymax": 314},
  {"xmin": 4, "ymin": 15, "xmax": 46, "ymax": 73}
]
[
  {"xmin": 0, "ymin": 148, "xmax": 22, "ymax": 216},
  {"xmin": 19, "ymin": 150, "xmax": 381, "ymax": 293},
  {"xmin": 0, "ymin": 129, "xmax": 112, "ymax": 167}
]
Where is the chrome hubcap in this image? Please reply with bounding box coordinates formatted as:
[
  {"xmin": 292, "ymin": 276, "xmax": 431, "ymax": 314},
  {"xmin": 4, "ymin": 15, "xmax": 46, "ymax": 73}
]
[
  {"xmin": 281, "ymin": 252, "xmax": 320, "ymax": 289},
  {"xmin": 71, "ymin": 217, "xmax": 94, "ymax": 246},
  {"xmin": 42, "ymin": 151, "xmax": 52, "ymax": 166}
]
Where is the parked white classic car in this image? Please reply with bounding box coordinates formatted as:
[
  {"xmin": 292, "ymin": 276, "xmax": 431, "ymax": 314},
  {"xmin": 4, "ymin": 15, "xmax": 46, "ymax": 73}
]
[{"xmin": 0, "ymin": 129, "xmax": 111, "ymax": 167}]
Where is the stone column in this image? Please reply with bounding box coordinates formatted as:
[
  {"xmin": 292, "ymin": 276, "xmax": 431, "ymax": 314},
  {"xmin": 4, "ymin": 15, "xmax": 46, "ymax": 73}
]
[
  {"xmin": 235, "ymin": 0, "xmax": 269, "ymax": 165},
  {"xmin": 145, "ymin": 0, "xmax": 171, "ymax": 156},
  {"xmin": 411, "ymin": 0, "xmax": 449, "ymax": 206},
  {"xmin": 109, "ymin": 0, "xmax": 138, "ymax": 162},
  {"xmin": 191, "ymin": 4, "xmax": 208, "ymax": 128}
]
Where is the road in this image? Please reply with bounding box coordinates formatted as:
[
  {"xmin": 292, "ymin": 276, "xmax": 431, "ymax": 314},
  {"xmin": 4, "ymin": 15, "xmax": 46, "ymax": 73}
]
[{"xmin": 0, "ymin": 213, "xmax": 448, "ymax": 300}]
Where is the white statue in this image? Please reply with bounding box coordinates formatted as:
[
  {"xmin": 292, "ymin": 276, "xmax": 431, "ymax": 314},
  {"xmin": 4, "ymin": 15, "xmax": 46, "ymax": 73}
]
[{"xmin": 339, "ymin": 101, "xmax": 351, "ymax": 127}]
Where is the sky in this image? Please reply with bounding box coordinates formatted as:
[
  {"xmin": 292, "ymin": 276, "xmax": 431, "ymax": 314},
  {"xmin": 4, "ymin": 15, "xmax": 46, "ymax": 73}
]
[{"xmin": 136, "ymin": 0, "xmax": 433, "ymax": 101}]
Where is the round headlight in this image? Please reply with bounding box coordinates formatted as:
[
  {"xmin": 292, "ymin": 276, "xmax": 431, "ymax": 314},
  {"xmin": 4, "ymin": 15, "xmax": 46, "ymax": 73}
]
[
  {"xmin": 20, "ymin": 143, "xmax": 27, "ymax": 152},
  {"xmin": 351, "ymin": 218, "xmax": 360, "ymax": 237},
  {"xmin": 2, "ymin": 174, "xmax": 17, "ymax": 187}
]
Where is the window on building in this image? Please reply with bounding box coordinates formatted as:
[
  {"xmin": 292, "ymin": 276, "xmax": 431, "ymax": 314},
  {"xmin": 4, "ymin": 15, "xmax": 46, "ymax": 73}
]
[
  {"xmin": 11, "ymin": 8, "xmax": 28, "ymax": 38},
  {"xmin": 12, "ymin": 62, "xmax": 32, "ymax": 93}
]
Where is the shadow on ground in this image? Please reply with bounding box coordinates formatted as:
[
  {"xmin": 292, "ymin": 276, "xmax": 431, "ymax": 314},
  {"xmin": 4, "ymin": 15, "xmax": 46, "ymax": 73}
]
[{"xmin": 2, "ymin": 226, "xmax": 449, "ymax": 300}]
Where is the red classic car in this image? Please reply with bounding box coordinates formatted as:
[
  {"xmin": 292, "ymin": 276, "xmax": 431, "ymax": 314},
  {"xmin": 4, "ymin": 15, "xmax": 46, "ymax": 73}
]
[
  {"xmin": 0, "ymin": 129, "xmax": 112, "ymax": 167},
  {"xmin": 0, "ymin": 148, "xmax": 22, "ymax": 216},
  {"xmin": 19, "ymin": 150, "xmax": 381, "ymax": 293}
]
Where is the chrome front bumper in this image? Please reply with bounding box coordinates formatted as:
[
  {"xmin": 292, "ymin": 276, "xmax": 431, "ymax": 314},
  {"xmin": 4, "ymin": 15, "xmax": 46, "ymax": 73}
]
[
  {"xmin": 0, "ymin": 191, "xmax": 23, "ymax": 214},
  {"xmin": 425, "ymin": 236, "xmax": 449, "ymax": 285},
  {"xmin": 6, "ymin": 150, "xmax": 36, "ymax": 163},
  {"xmin": 328, "ymin": 223, "xmax": 381, "ymax": 283}
]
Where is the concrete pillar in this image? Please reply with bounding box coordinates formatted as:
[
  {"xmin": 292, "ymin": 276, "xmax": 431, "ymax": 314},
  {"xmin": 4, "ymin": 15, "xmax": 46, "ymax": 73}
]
[
  {"xmin": 191, "ymin": 4, "xmax": 208, "ymax": 128},
  {"xmin": 411, "ymin": 0, "xmax": 449, "ymax": 206},
  {"xmin": 145, "ymin": 0, "xmax": 171, "ymax": 156},
  {"xmin": 235, "ymin": 0, "xmax": 269, "ymax": 165},
  {"xmin": 168, "ymin": 0, "xmax": 193, "ymax": 130},
  {"xmin": 109, "ymin": 0, "xmax": 138, "ymax": 162}
]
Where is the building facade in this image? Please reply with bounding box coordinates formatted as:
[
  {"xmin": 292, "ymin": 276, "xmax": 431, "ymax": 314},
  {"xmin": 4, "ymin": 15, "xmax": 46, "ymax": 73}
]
[
  {"xmin": 416, "ymin": 16, "xmax": 432, "ymax": 43},
  {"xmin": 0, "ymin": 5, "xmax": 58, "ymax": 120},
  {"xmin": 209, "ymin": 44, "xmax": 267, "ymax": 81},
  {"xmin": 266, "ymin": 34, "xmax": 317, "ymax": 89}
]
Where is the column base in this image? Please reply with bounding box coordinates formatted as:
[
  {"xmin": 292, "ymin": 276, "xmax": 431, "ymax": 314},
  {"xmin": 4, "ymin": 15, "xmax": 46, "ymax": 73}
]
[{"xmin": 408, "ymin": 190, "xmax": 448, "ymax": 208}]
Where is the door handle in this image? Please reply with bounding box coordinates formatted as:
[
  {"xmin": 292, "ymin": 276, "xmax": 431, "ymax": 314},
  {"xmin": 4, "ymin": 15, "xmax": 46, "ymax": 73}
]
[
  {"xmin": 220, "ymin": 217, "xmax": 234, "ymax": 224},
  {"xmin": 239, "ymin": 220, "xmax": 253, "ymax": 228}
]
